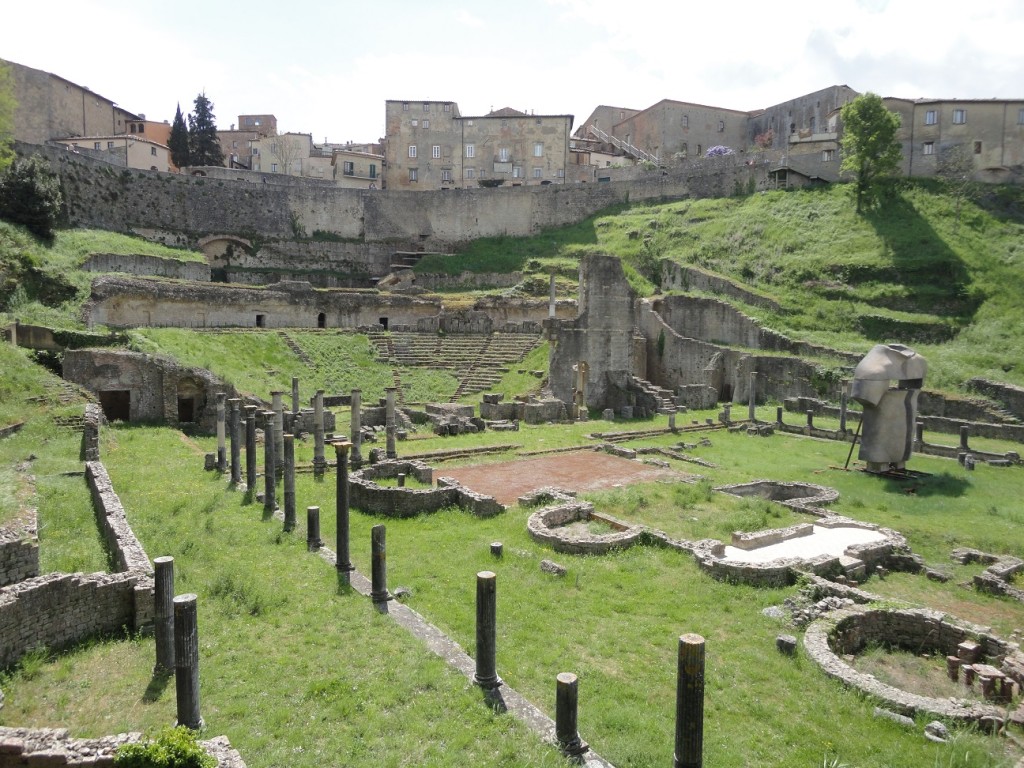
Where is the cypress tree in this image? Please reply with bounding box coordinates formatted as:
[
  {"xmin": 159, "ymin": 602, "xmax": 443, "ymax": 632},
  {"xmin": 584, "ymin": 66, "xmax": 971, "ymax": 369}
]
[
  {"xmin": 168, "ymin": 103, "xmax": 190, "ymax": 169},
  {"xmin": 187, "ymin": 93, "xmax": 224, "ymax": 167}
]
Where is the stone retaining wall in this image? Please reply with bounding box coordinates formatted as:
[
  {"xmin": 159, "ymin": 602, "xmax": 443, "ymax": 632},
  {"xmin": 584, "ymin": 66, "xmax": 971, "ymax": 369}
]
[
  {"xmin": 0, "ymin": 509, "xmax": 38, "ymax": 588},
  {"xmin": 0, "ymin": 727, "xmax": 246, "ymax": 767},
  {"xmin": 82, "ymin": 253, "xmax": 211, "ymax": 282},
  {"xmin": 803, "ymin": 607, "xmax": 1014, "ymax": 722},
  {"xmin": 82, "ymin": 403, "xmax": 101, "ymax": 462},
  {"xmin": 967, "ymin": 378, "xmax": 1024, "ymax": 420}
]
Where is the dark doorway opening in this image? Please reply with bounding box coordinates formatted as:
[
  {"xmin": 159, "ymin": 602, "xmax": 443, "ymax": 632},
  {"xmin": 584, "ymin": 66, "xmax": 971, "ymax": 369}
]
[
  {"xmin": 719, "ymin": 384, "xmax": 733, "ymax": 402},
  {"xmin": 178, "ymin": 397, "xmax": 196, "ymax": 423},
  {"xmin": 256, "ymin": 313, "xmax": 266, "ymax": 328},
  {"xmin": 317, "ymin": 312, "xmax": 326, "ymax": 328},
  {"xmin": 99, "ymin": 390, "xmax": 130, "ymax": 422},
  {"xmin": 379, "ymin": 317, "xmax": 389, "ymax": 330}
]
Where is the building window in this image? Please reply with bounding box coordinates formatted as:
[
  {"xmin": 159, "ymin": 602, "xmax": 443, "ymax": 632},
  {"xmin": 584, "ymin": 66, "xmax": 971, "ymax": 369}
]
[
  {"xmin": 466, "ymin": 144, "xmax": 475, "ymax": 158},
  {"xmin": 512, "ymin": 166, "xmax": 523, "ymax": 178},
  {"xmin": 130, "ymin": 124, "xmax": 136, "ymax": 134},
  {"xmin": 681, "ymin": 142, "xmax": 687, "ymax": 155},
  {"xmin": 252, "ymin": 148, "xmax": 259, "ymax": 156},
  {"xmin": 444, "ymin": 103, "xmax": 451, "ymax": 112},
  {"xmin": 408, "ymin": 145, "xmax": 417, "ymax": 158},
  {"xmin": 533, "ymin": 167, "xmax": 542, "ymax": 178},
  {"xmin": 441, "ymin": 169, "xmax": 453, "ymax": 182},
  {"xmin": 369, "ymin": 164, "xmax": 377, "ymax": 179},
  {"xmin": 411, "ymin": 119, "xmax": 418, "ymax": 127},
  {"xmin": 151, "ymin": 146, "xmax": 157, "ymax": 156},
  {"xmin": 499, "ymin": 147, "xmax": 510, "ymax": 162},
  {"xmin": 953, "ymin": 109, "xmax": 967, "ymax": 124},
  {"xmin": 432, "ymin": 145, "xmax": 441, "ymax": 159},
  {"xmin": 822, "ymin": 149, "xmax": 834, "ymax": 162},
  {"xmin": 423, "ymin": 119, "xmax": 430, "ymax": 129},
  {"xmin": 107, "ymin": 141, "xmax": 114, "ymax": 149},
  {"xmin": 409, "ymin": 168, "xmax": 418, "ymax": 182},
  {"xmin": 501, "ymin": 119, "xmax": 508, "ymax": 127},
  {"xmin": 465, "ymin": 167, "xmax": 475, "ymax": 179},
  {"xmin": 467, "ymin": 119, "xmax": 473, "ymax": 127},
  {"xmin": 343, "ymin": 161, "xmax": 354, "ymax": 176},
  {"xmin": 402, "ymin": 102, "xmax": 409, "ymax": 111},
  {"xmin": 697, "ymin": 144, "xmax": 702, "ymax": 155},
  {"xmin": 557, "ymin": 168, "xmax": 565, "ymax": 178},
  {"xmin": 718, "ymin": 120, "xmax": 725, "ymax": 132},
  {"xmin": 922, "ymin": 141, "xmax": 935, "ymax": 155},
  {"xmin": 533, "ymin": 142, "xmax": 543, "ymax": 157},
  {"xmin": 925, "ymin": 110, "xmax": 937, "ymax": 125},
  {"xmin": 271, "ymin": 163, "xmax": 278, "ymax": 172},
  {"xmin": 682, "ymin": 115, "xmax": 688, "ymax": 128},
  {"xmin": 423, "ymin": 103, "xmax": 430, "ymax": 112},
  {"xmin": 974, "ymin": 141, "xmax": 982, "ymax": 154},
  {"xmin": 94, "ymin": 142, "xmax": 101, "ymax": 150}
]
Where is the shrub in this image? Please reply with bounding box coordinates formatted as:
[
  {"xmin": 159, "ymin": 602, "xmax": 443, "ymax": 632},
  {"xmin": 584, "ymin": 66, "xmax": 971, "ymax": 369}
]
[
  {"xmin": 0, "ymin": 155, "xmax": 63, "ymax": 240},
  {"xmin": 114, "ymin": 726, "xmax": 215, "ymax": 768}
]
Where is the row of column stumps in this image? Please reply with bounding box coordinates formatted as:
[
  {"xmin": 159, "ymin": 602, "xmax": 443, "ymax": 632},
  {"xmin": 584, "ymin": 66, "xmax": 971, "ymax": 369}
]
[{"xmin": 152, "ymin": 556, "xmax": 203, "ymax": 730}]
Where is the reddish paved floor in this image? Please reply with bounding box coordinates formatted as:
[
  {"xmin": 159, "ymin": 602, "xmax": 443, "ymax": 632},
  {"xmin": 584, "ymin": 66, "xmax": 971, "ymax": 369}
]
[{"xmin": 436, "ymin": 450, "xmax": 686, "ymax": 505}]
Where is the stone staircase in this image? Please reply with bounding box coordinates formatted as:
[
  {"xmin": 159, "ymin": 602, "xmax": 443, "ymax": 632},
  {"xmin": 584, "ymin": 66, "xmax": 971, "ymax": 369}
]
[
  {"xmin": 366, "ymin": 331, "xmax": 543, "ymax": 402},
  {"xmin": 630, "ymin": 376, "xmax": 677, "ymax": 414},
  {"xmin": 278, "ymin": 331, "xmax": 314, "ymax": 368}
]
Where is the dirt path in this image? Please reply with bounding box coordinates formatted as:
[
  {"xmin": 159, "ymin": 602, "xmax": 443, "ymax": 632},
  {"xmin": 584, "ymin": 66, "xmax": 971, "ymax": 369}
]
[{"xmin": 436, "ymin": 450, "xmax": 687, "ymax": 505}]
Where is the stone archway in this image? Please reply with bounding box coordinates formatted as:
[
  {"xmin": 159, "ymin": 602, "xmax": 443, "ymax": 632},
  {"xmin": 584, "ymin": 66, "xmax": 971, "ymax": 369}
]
[{"xmin": 197, "ymin": 235, "xmax": 253, "ymax": 283}]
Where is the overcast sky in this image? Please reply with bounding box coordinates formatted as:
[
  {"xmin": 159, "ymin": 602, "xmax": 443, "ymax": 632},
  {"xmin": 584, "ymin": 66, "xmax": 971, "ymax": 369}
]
[{"xmin": 4, "ymin": 0, "xmax": 1022, "ymax": 144}]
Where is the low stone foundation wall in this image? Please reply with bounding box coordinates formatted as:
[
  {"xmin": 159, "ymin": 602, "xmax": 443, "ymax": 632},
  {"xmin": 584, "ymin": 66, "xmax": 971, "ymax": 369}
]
[
  {"xmin": 82, "ymin": 403, "xmax": 101, "ymax": 462},
  {"xmin": 350, "ymin": 460, "xmax": 503, "ymax": 518},
  {"xmin": 526, "ymin": 501, "xmax": 645, "ymax": 555},
  {"xmin": 0, "ymin": 726, "xmax": 246, "ymax": 767},
  {"xmin": 0, "ymin": 571, "xmax": 143, "ymax": 669},
  {"xmin": 82, "ymin": 252, "xmax": 212, "ymax": 282},
  {"xmin": 0, "ymin": 508, "xmax": 38, "ymax": 588},
  {"xmin": 804, "ymin": 607, "xmax": 1016, "ymax": 722},
  {"xmin": 715, "ymin": 480, "xmax": 840, "ymax": 514}
]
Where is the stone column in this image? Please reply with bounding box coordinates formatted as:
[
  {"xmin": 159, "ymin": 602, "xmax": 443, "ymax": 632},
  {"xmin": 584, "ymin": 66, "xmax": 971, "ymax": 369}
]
[
  {"xmin": 806, "ymin": 410, "xmax": 814, "ymax": 429},
  {"xmin": 173, "ymin": 593, "xmax": 203, "ymax": 730},
  {"xmin": 228, "ymin": 398, "xmax": 241, "ymax": 486},
  {"xmin": 385, "ymin": 386, "xmax": 398, "ymax": 459},
  {"xmin": 556, "ymin": 672, "xmax": 588, "ymax": 756},
  {"xmin": 153, "ymin": 556, "xmax": 175, "ymax": 674},
  {"xmin": 673, "ymin": 633, "xmax": 705, "ymax": 768},
  {"xmin": 335, "ymin": 441, "xmax": 355, "ymax": 582},
  {"xmin": 747, "ymin": 372, "xmax": 757, "ymax": 423},
  {"xmin": 215, "ymin": 393, "xmax": 227, "ymax": 473},
  {"xmin": 960, "ymin": 425, "xmax": 970, "ymax": 452},
  {"xmin": 271, "ymin": 391, "xmax": 285, "ymax": 473},
  {"xmin": 915, "ymin": 421, "xmax": 925, "ymax": 452},
  {"xmin": 244, "ymin": 405, "xmax": 258, "ymax": 491},
  {"xmin": 291, "ymin": 376, "xmax": 300, "ymax": 416},
  {"xmin": 350, "ymin": 389, "xmax": 363, "ymax": 469},
  {"xmin": 313, "ymin": 389, "xmax": 326, "ymax": 476},
  {"xmin": 548, "ymin": 272, "xmax": 557, "ymax": 319},
  {"xmin": 370, "ymin": 524, "xmax": 391, "ymax": 603},
  {"xmin": 283, "ymin": 434, "xmax": 296, "ymax": 532},
  {"xmin": 473, "ymin": 571, "xmax": 501, "ymax": 689},
  {"xmin": 776, "ymin": 406, "xmax": 784, "ymax": 425},
  {"xmin": 306, "ymin": 506, "xmax": 322, "ymax": 551},
  {"xmin": 668, "ymin": 408, "xmax": 677, "ymax": 431},
  {"xmin": 263, "ymin": 411, "xmax": 277, "ymax": 513}
]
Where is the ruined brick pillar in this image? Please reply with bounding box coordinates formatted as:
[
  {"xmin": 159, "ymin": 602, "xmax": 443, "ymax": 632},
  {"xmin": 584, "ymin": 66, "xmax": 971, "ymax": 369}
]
[
  {"xmin": 228, "ymin": 398, "xmax": 241, "ymax": 486},
  {"xmin": 674, "ymin": 633, "xmax": 705, "ymax": 768},
  {"xmin": 215, "ymin": 393, "xmax": 227, "ymax": 473},
  {"xmin": 385, "ymin": 386, "xmax": 398, "ymax": 459},
  {"xmin": 174, "ymin": 594, "xmax": 202, "ymax": 730},
  {"xmin": 153, "ymin": 556, "xmax": 175, "ymax": 674},
  {"xmin": 244, "ymin": 405, "xmax": 258, "ymax": 491},
  {"xmin": 350, "ymin": 389, "xmax": 363, "ymax": 469},
  {"xmin": 283, "ymin": 433, "xmax": 296, "ymax": 532},
  {"xmin": 313, "ymin": 389, "xmax": 326, "ymax": 477}
]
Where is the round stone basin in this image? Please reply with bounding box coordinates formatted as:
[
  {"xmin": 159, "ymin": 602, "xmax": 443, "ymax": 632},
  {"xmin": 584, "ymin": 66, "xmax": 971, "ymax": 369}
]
[{"xmin": 722, "ymin": 525, "xmax": 887, "ymax": 563}]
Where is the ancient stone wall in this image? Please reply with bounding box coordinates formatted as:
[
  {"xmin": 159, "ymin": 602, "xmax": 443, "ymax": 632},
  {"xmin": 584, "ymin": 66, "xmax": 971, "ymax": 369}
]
[
  {"xmin": 966, "ymin": 378, "xmax": 1024, "ymax": 420},
  {"xmin": 661, "ymin": 263, "xmax": 782, "ymax": 312},
  {"xmin": 82, "ymin": 253, "xmax": 211, "ymax": 282},
  {"xmin": 0, "ymin": 571, "xmax": 141, "ymax": 669},
  {"xmin": 0, "ymin": 510, "xmax": 38, "ymax": 588},
  {"xmin": 24, "ymin": 142, "xmax": 759, "ymax": 250}
]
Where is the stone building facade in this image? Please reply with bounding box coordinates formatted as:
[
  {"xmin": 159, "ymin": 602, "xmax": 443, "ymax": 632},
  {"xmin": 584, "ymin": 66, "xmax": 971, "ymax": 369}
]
[
  {"xmin": 884, "ymin": 97, "xmax": 1024, "ymax": 184},
  {"xmin": 3, "ymin": 58, "xmax": 138, "ymax": 144},
  {"xmin": 612, "ymin": 99, "xmax": 750, "ymax": 164},
  {"xmin": 50, "ymin": 135, "xmax": 171, "ymax": 172},
  {"xmin": 383, "ymin": 100, "xmax": 574, "ymax": 190}
]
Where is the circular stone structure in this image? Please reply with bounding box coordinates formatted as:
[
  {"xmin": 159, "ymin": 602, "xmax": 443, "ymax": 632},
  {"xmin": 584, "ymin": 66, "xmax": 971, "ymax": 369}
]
[
  {"xmin": 803, "ymin": 606, "xmax": 1020, "ymax": 723},
  {"xmin": 526, "ymin": 501, "xmax": 645, "ymax": 555}
]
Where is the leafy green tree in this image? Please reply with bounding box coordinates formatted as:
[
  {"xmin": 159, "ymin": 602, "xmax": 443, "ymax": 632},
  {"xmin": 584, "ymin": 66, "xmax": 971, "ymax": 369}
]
[
  {"xmin": 0, "ymin": 63, "xmax": 16, "ymax": 174},
  {"xmin": 840, "ymin": 92, "xmax": 903, "ymax": 213},
  {"xmin": 168, "ymin": 102, "xmax": 190, "ymax": 169},
  {"xmin": 0, "ymin": 154, "xmax": 63, "ymax": 240},
  {"xmin": 187, "ymin": 92, "xmax": 224, "ymax": 167}
]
